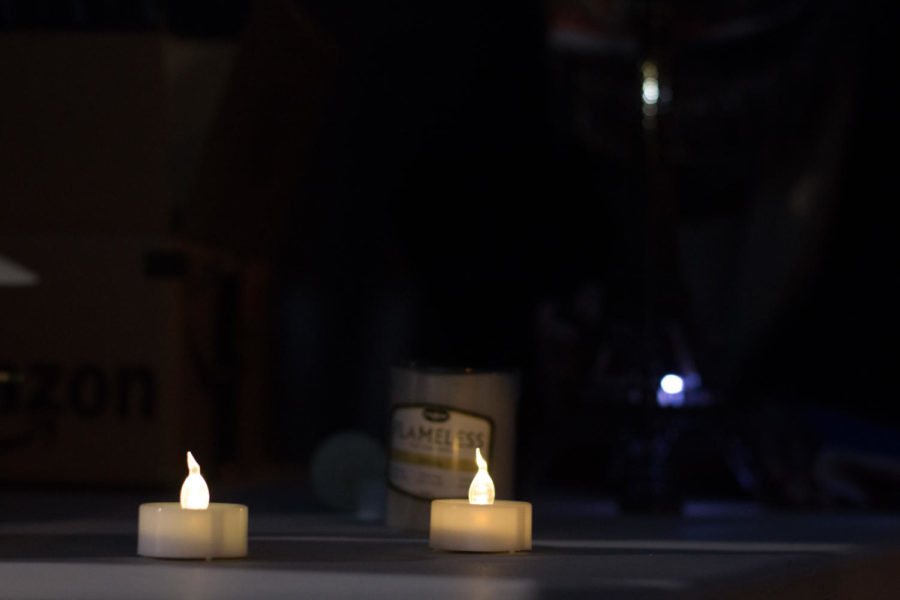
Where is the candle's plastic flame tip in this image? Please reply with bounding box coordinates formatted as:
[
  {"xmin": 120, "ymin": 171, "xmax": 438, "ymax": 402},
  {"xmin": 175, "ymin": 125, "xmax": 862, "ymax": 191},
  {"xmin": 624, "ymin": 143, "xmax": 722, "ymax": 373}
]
[
  {"xmin": 180, "ymin": 451, "xmax": 210, "ymax": 509},
  {"xmin": 468, "ymin": 448, "xmax": 495, "ymax": 505},
  {"xmin": 475, "ymin": 447, "xmax": 487, "ymax": 469},
  {"xmin": 186, "ymin": 451, "xmax": 201, "ymax": 474}
]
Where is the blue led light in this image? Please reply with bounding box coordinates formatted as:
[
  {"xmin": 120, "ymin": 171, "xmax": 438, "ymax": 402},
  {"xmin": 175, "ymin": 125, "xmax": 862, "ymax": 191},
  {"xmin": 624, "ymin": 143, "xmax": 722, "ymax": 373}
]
[{"xmin": 660, "ymin": 374, "xmax": 684, "ymax": 395}]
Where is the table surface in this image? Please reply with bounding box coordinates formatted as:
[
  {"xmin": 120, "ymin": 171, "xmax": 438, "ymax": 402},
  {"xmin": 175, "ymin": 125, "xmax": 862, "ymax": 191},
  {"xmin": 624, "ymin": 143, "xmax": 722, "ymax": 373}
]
[{"xmin": 1, "ymin": 489, "xmax": 899, "ymax": 600}]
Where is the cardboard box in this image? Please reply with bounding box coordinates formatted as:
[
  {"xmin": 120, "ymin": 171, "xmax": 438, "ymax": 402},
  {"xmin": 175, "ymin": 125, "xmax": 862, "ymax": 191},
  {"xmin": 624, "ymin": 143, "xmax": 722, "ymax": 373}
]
[
  {"xmin": 0, "ymin": 32, "xmax": 168, "ymax": 236},
  {"xmin": 0, "ymin": 25, "xmax": 272, "ymax": 484},
  {"xmin": 185, "ymin": 0, "xmax": 337, "ymax": 258},
  {"xmin": 0, "ymin": 235, "xmax": 244, "ymax": 485}
]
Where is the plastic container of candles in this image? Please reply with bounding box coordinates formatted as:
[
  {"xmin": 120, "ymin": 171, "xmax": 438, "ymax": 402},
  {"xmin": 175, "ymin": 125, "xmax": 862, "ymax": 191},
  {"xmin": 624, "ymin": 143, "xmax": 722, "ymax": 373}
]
[{"xmin": 386, "ymin": 364, "xmax": 519, "ymax": 532}]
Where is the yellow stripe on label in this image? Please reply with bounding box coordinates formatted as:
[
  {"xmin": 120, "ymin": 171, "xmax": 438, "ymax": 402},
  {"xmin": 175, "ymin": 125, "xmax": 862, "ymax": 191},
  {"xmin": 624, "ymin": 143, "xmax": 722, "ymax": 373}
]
[{"xmin": 390, "ymin": 449, "xmax": 477, "ymax": 472}]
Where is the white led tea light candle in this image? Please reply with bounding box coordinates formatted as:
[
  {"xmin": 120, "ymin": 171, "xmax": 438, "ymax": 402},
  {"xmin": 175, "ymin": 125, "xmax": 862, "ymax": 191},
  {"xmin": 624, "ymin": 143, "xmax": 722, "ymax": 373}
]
[
  {"xmin": 138, "ymin": 452, "xmax": 248, "ymax": 559},
  {"xmin": 429, "ymin": 448, "xmax": 531, "ymax": 552}
]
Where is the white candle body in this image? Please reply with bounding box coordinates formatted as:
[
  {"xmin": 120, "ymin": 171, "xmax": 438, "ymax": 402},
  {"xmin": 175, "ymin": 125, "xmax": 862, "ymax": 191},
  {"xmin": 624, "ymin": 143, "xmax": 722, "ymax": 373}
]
[
  {"xmin": 429, "ymin": 499, "xmax": 531, "ymax": 552},
  {"xmin": 138, "ymin": 502, "xmax": 248, "ymax": 559}
]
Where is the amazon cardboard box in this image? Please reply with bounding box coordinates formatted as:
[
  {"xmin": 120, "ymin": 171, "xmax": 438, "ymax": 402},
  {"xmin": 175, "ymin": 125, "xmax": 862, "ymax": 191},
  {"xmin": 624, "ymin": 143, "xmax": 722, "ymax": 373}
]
[
  {"xmin": 0, "ymin": 31, "xmax": 168, "ymax": 237},
  {"xmin": 0, "ymin": 18, "xmax": 274, "ymax": 484},
  {"xmin": 0, "ymin": 236, "xmax": 271, "ymax": 486},
  {"xmin": 0, "ymin": 236, "xmax": 225, "ymax": 484},
  {"xmin": 0, "ymin": 23, "xmax": 271, "ymax": 483}
]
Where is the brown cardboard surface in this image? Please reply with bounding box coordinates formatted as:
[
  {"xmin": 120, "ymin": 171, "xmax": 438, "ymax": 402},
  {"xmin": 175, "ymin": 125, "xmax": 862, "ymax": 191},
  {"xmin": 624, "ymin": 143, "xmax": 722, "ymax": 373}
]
[
  {"xmin": 164, "ymin": 38, "xmax": 240, "ymax": 225},
  {"xmin": 0, "ymin": 235, "xmax": 221, "ymax": 484},
  {"xmin": 0, "ymin": 32, "xmax": 168, "ymax": 236},
  {"xmin": 185, "ymin": 0, "xmax": 338, "ymax": 258}
]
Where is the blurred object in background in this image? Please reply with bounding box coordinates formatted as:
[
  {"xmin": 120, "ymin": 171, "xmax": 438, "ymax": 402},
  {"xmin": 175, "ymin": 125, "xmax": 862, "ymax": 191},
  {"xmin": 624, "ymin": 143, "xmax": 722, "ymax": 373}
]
[
  {"xmin": 183, "ymin": 0, "xmax": 335, "ymax": 260},
  {"xmin": 814, "ymin": 443, "xmax": 900, "ymax": 509},
  {"xmin": 0, "ymin": 237, "xmax": 231, "ymax": 485},
  {"xmin": 739, "ymin": 402, "xmax": 900, "ymax": 509},
  {"xmin": 0, "ymin": 0, "xmax": 268, "ymax": 484},
  {"xmin": 162, "ymin": 0, "xmax": 252, "ymax": 38},
  {"xmin": 530, "ymin": 0, "xmax": 897, "ymax": 509},
  {"xmin": 198, "ymin": 0, "xmax": 548, "ymax": 466},
  {"xmin": 546, "ymin": 0, "xmax": 854, "ymax": 397},
  {"xmin": 0, "ymin": 17, "xmax": 167, "ymax": 236},
  {"xmin": 3, "ymin": 0, "xmax": 895, "ymax": 513},
  {"xmin": 310, "ymin": 430, "xmax": 386, "ymax": 520},
  {"xmin": 181, "ymin": 0, "xmax": 350, "ymax": 464},
  {"xmin": 0, "ymin": 0, "xmax": 160, "ymax": 30},
  {"xmin": 0, "ymin": 254, "xmax": 40, "ymax": 287}
]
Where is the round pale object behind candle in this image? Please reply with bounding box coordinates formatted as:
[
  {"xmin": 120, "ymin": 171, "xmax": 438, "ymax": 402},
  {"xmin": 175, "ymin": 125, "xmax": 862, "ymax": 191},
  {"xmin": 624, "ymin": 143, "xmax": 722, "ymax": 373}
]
[
  {"xmin": 429, "ymin": 499, "xmax": 531, "ymax": 552},
  {"xmin": 138, "ymin": 502, "xmax": 248, "ymax": 559}
]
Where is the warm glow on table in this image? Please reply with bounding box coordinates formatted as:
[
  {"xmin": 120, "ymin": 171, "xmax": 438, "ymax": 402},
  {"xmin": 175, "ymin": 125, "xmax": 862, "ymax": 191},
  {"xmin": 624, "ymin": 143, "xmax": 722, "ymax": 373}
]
[{"xmin": 430, "ymin": 499, "xmax": 532, "ymax": 552}]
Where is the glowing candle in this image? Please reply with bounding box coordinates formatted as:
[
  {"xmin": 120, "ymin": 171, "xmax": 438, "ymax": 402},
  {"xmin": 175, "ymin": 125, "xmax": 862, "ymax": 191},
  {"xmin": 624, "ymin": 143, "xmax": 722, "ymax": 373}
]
[
  {"xmin": 138, "ymin": 452, "xmax": 248, "ymax": 559},
  {"xmin": 429, "ymin": 448, "xmax": 532, "ymax": 552}
]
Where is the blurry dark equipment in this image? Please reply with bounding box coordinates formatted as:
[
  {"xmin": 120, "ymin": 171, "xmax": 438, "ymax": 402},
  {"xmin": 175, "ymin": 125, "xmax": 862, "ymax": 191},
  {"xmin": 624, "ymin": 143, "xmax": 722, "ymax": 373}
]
[
  {"xmin": 190, "ymin": 0, "xmax": 897, "ymax": 509},
  {"xmin": 531, "ymin": 0, "xmax": 898, "ymax": 509},
  {"xmin": 3, "ymin": 0, "xmax": 897, "ymax": 510}
]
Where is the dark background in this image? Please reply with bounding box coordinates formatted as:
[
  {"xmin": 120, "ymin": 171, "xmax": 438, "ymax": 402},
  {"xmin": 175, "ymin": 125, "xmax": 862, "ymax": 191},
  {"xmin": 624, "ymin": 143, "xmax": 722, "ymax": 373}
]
[{"xmin": 1, "ymin": 0, "xmax": 897, "ymax": 513}]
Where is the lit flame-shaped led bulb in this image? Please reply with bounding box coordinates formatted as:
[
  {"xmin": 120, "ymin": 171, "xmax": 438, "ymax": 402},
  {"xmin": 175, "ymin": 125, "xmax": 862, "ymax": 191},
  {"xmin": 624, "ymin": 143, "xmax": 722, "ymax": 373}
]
[
  {"xmin": 180, "ymin": 451, "xmax": 210, "ymax": 510},
  {"xmin": 468, "ymin": 448, "xmax": 495, "ymax": 505}
]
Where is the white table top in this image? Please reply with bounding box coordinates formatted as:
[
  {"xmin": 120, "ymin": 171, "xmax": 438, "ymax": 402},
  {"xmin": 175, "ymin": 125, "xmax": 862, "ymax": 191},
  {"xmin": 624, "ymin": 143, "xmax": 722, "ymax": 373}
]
[{"xmin": 1, "ymin": 490, "xmax": 899, "ymax": 599}]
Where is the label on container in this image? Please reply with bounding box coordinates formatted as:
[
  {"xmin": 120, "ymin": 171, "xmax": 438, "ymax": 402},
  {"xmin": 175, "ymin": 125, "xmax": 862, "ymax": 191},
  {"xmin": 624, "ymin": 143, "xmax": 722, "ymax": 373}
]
[{"xmin": 388, "ymin": 404, "xmax": 493, "ymax": 500}]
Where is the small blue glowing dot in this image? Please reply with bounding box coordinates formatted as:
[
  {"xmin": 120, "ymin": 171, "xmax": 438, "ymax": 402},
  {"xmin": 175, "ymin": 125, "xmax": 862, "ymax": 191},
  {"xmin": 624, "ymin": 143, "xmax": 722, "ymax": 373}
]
[{"xmin": 660, "ymin": 374, "xmax": 684, "ymax": 395}]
